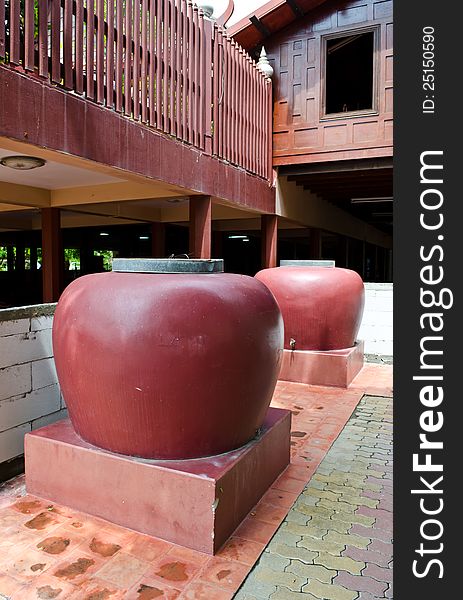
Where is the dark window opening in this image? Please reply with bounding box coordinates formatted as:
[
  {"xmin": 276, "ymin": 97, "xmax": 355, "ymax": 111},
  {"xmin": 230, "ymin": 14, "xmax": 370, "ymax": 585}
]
[{"xmin": 325, "ymin": 31, "xmax": 375, "ymax": 115}]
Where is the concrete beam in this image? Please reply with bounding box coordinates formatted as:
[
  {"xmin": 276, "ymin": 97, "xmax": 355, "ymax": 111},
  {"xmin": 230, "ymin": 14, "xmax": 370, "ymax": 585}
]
[
  {"xmin": 0, "ymin": 182, "xmax": 51, "ymax": 208},
  {"xmin": 276, "ymin": 177, "xmax": 392, "ymax": 249}
]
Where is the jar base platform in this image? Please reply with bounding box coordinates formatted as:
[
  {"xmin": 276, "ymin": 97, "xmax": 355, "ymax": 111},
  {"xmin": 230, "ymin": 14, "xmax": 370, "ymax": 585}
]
[
  {"xmin": 24, "ymin": 408, "xmax": 291, "ymax": 554},
  {"xmin": 279, "ymin": 341, "xmax": 365, "ymax": 388}
]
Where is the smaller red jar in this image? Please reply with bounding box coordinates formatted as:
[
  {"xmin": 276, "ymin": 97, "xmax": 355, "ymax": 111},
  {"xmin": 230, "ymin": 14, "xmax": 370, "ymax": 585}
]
[{"xmin": 255, "ymin": 264, "xmax": 365, "ymax": 351}]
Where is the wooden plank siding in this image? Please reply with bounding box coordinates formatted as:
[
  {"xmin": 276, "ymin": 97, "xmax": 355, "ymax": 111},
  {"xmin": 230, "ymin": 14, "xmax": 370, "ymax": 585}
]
[{"xmin": 267, "ymin": 0, "xmax": 393, "ymax": 165}]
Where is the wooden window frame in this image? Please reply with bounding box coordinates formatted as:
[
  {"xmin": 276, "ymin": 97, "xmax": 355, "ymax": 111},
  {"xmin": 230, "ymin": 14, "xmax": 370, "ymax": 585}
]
[{"xmin": 320, "ymin": 25, "xmax": 380, "ymax": 121}]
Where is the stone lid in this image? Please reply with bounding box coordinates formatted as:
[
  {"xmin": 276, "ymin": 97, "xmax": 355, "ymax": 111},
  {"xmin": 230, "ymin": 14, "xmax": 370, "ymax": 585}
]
[
  {"xmin": 112, "ymin": 258, "xmax": 224, "ymax": 274},
  {"xmin": 280, "ymin": 260, "xmax": 335, "ymax": 268}
]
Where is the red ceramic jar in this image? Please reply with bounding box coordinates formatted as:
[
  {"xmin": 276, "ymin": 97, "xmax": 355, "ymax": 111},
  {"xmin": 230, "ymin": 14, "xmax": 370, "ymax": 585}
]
[
  {"xmin": 255, "ymin": 265, "xmax": 364, "ymax": 351},
  {"xmin": 53, "ymin": 259, "xmax": 283, "ymax": 460}
]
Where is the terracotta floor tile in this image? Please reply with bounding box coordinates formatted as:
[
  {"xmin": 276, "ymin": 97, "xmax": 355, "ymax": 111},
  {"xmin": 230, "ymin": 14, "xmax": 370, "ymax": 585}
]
[
  {"xmin": 272, "ymin": 474, "xmax": 306, "ymax": 494},
  {"xmin": 0, "ymin": 507, "xmax": 35, "ymax": 530},
  {"xmin": 165, "ymin": 545, "xmax": 209, "ymax": 566},
  {"xmin": 0, "ymin": 525, "xmax": 39, "ymax": 554},
  {"xmin": 12, "ymin": 575, "xmax": 76, "ymax": 599},
  {"xmin": 21, "ymin": 510, "xmax": 66, "ymax": 537},
  {"xmin": 68, "ymin": 577, "xmax": 127, "ymax": 599},
  {"xmin": 260, "ymin": 488, "xmax": 298, "ymax": 509},
  {"xmin": 85, "ymin": 531, "xmax": 127, "ymax": 560},
  {"xmin": 197, "ymin": 557, "xmax": 248, "ymax": 590},
  {"xmin": 179, "ymin": 580, "xmax": 235, "ymax": 599},
  {"xmin": 215, "ymin": 537, "xmax": 265, "ymax": 565},
  {"xmin": 248, "ymin": 502, "xmax": 289, "ymax": 526},
  {"xmin": 125, "ymin": 534, "xmax": 173, "ymax": 563},
  {"xmin": 34, "ymin": 525, "xmax": 88, "ymax": 560},
  {"xmin": 284, "ymin": 464, "xmax": 315, "ymax": 481},
  {"xmin": 0, "ymin": 573, "xmax": 27, "ymax": 597},
  {"xmin": 125, "ymin": 578, "xmax": 181, "ymax": 599},
  {"xmin": 95, "ymin": 552, "xmax": 151, "ymax": 589},
  {"xmin": 100, "ymin": 521, "xmax": 139, "ymax": 544},
  {"xmin": 233, "ymin": 517, "xmax": 279, "ymax": 545},
  {"xmin": 10, "ymin": 497, "xmax": 49, "ymax": 516},
  {"xmin": 50, "ymin": 550, "xmax": 105, "ymax": 586},
  {"xmin": 147, "ymin": 555, "xmax": 203, "ymax": 590},
  {"xmin": 1, "ymin": 547, "xmax": 59, "ymax": 582},
  {"xmin": 59, "ymin": 513, "xmax": 108, "ymax": 539}
]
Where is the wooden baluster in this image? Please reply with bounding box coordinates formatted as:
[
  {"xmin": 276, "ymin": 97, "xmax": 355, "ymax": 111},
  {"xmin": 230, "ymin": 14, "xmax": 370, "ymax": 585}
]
[
  {"xmin": 75, "ymin": 0, "xmax": 84, "ymax": 93},
  {"xmin": 24, "ymin": 0, "xmax": 35, "ymax": 71},
  {"xmin": 141, "ymin": 0, "xmax": 148, "ymax": 122},
  {"xmin": 107, "ymin": 0, "xmax": 115, "ymax": 108},
  {"xmin": 124, "ymin": 0, "xmax": 133, "ymax": 115},
  {"xmin": 86, "ymin": 0, "xmax": 95, "ymax": 98},
  {"xmin": 115, "ymin": 0, "xmax": 124, "ymax": 111}
]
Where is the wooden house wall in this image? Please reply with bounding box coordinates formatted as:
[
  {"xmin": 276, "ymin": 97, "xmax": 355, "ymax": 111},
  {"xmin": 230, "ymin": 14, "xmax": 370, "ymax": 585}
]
[{"xmin": 266, "ymin": 0, "xmax": 393, "ymax": 165}]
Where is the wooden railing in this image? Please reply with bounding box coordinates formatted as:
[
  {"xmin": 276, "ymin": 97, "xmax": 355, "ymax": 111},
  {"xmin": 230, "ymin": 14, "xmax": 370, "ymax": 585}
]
[{"xmin": 0, "ymin": 0, "xmax": 272, "ymax": 180}]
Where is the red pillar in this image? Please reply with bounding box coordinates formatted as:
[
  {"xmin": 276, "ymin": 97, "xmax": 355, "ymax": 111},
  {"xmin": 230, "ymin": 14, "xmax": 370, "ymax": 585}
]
[
  {"xmin": 41, "ymin": 208, "xmax": 62, "ymax": 303},
  {"xmin": 151, "ymin": 222, "xmax": 166, "ymax": 258},
  {"xmin": 189, "ymin": 196, "xmax": 212, "ymax": 259},
  {"xmin": 261, "ymin": 214, "xmax": 278, "ymax": 269}
]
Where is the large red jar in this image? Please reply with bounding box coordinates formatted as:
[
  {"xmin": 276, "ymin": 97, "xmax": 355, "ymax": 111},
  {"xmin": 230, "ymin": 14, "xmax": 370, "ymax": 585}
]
[
  {"xmin": 53, "ymin": 259, "xmax": 283, "ymax": 460},
  {"xmin": 255, "ymin": 265, "xmax": 364, "ymax": 351}
]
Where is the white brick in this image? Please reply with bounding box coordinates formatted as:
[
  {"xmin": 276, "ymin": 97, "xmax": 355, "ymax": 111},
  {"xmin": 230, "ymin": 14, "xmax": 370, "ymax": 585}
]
[
  {"xmin": 0, "ymin": 318, "xmax": 30, "ymax": 337},
  {"xmin": 32, "ymin": 358, "xmax": 58, "ymax": 390},
  {"xmin": 0, "ymin": 329, "xmax": 53, "ymax": 369},
  {"xmin": 0, "ymin": 384, "xmax": 60, "ymax": 433},
  {"xmin": 365, "ymin": 340, "xmax": 393, "ymax": 355},
  {"xmin": 0, "ymin": 363, "xmax": 32, "ymax": 402},
  {"xmin": 32, "ymin": 408, "xmax": 69, "ymax": 430},
  {"xmin": 0, "ymin": 423, "xmax": 31, "ymax": 463},
  {"xmin": 31, "ymin": 315, "xmax": 54, "ymax": 332}
]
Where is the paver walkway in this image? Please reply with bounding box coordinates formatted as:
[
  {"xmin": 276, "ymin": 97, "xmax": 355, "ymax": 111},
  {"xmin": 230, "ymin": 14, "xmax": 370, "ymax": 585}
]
[{"xmin": 235, "ymin": 394, "xmax": 393, "ymax": 600}]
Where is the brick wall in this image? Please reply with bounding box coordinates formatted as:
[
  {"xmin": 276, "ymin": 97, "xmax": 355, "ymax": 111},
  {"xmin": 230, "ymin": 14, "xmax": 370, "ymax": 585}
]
[
  {"xmin": 358, "ymin": 283, "xmax": 393, "ymax": 361},
  {"xmin": 0, "ymin": 304, "xmax": 67, "ymax": 466}
]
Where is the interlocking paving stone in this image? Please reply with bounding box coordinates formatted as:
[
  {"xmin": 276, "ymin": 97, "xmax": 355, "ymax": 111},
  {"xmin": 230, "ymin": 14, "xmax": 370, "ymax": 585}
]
[
  {"xmin": 254, "ymin": 566, "xmax": 307, "ymax": 591},
  {"xmin": 334, "ymin": 572, "xmax": 389, "ymax": 596},
  {"xmin": 285, "ymin": 561, "xmax": 336, "ymax": 584},
  {"xmin": 270, "ymin": 544, "xmax": 317, "ymax": 564},
  {"xmin": 314, "ymin": 552, "xmax": 365, "ymax": 575},
  {"xmin": 342, "ymin": 545, "xmax": 392, "ymax": 568},
  {"xmin": 270, "ymin": 589, "xmax": 319, "ymax": 600},
  {"xmin": 236, "ymin": 393, "xmax": 393, "ymax": 599},
  {"xmin": 302, "ymin": 579, "xmax": 358, "ymax": 600}
]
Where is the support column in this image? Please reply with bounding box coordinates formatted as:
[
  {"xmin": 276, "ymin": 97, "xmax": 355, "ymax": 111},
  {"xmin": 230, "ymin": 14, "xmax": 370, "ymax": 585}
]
[
  {"xmin": 151, "ymin": 222, "xmax": 166, "ymax": 258},
  {"xmin": 6, "ymin": 246, "xmax": 15, "ymax": 271},
  {"xmin": 41, "ymin": 208, "xmax": 63, "ymax": 303},
  {"xmin": 30, "ymin": 246, "xmax": 38, "ymax": 271},
  {"xmin": 309, "ymin": 228, "xmax": 321, "ymax": 259},
  {"xmin": 189, "ymin": 196, "xmax": 212, "ymax": 259},
  {"xmin": 15, "ymin": 240, "xmax": 25, "ymax": 271},
  {"xmin": 261, "ymin": 214, "xmax": 278, "ymax": 269}
]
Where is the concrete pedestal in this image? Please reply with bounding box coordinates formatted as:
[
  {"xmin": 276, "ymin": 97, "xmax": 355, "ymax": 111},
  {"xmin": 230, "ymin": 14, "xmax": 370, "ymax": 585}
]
[
  {"xmin": 279, "ymin": 341, "xmax": 364, "ymax": 388},
  {"xmin": 25, "ymin": 408, "xmax": 291, "ymax": 555}
]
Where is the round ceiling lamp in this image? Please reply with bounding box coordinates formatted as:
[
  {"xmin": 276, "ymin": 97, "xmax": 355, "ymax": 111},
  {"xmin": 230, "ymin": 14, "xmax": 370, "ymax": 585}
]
[{"xmin": 0, "ymin": 155, "xmax": 47, "ymax": 170}]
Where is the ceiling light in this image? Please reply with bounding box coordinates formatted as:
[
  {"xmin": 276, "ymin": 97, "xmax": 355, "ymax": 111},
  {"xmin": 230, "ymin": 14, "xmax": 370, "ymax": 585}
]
[
  {"xmin": 351, "ymin": 197, "xmax": 393, "ymax": 204},
  {"xmin": 100, "ymin": 232, "xmax": 109, "ymax": 236},
  {"xmin": 0, "ymin": 155, "xmax": 46, "ymax": 170},
  {"xmin": 229, "ymin": 235, "xmax": 248, "ymax": 239},
  {"xmin": 242, "ymin": 238, "xmax": 250, "ymax": 242},
  {"xmin": 139, "ymin": 236, "xmax": 149, "ymax": 240}
]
